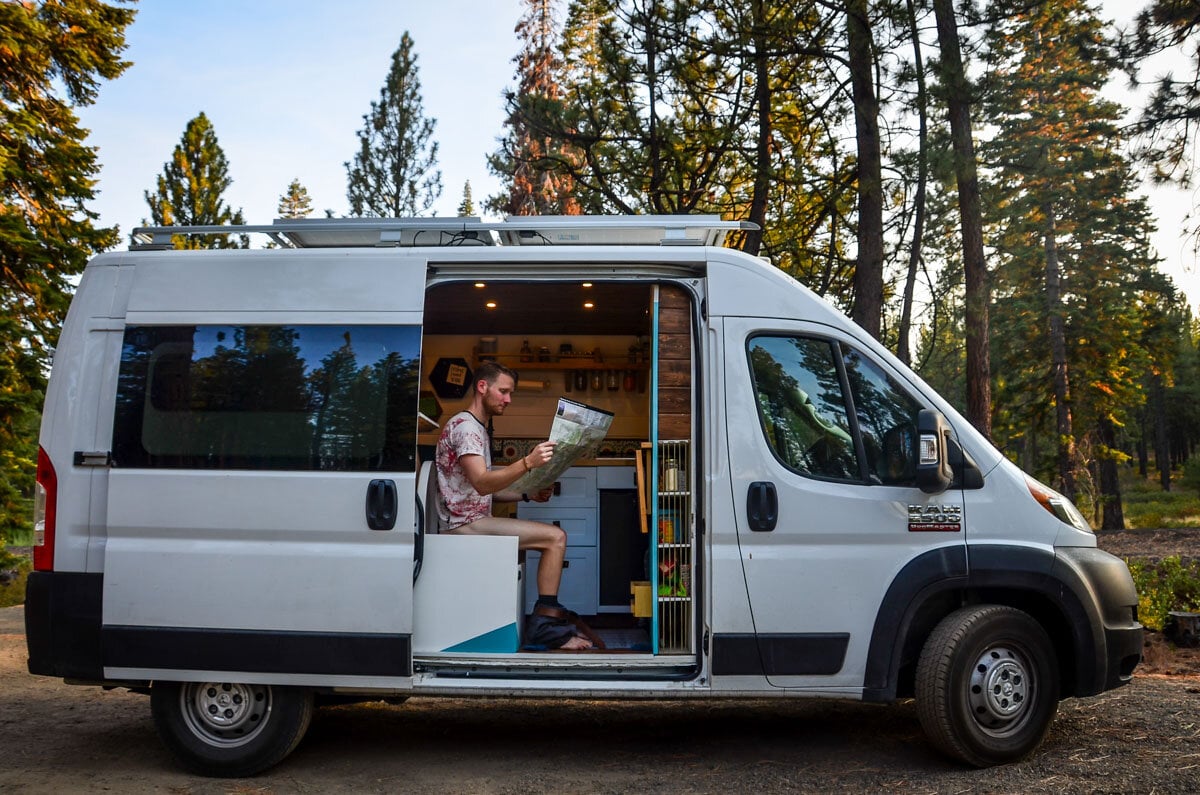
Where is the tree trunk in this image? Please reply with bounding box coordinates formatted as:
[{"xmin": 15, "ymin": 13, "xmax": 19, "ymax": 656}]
[
  {"xmin": 1097, "ymin": 416, "xmax": 1125, "ymax": 531},
  {"xmin": 1153, "ymin": 375, "xmax": 1171, "ymax": 491},
  {"xmin": 742, "ymin": 0, "xmax": 771, "ymax": 256},
  {"xmin": 847, "ymin": 0, "xmax": 883, "ymax": 340},
  {"xmin": 897, "ymin": 0, "xmax": 928, "ymax": 365},
  {"xmin": 932, "ymin": 0, "xmax": 991, "ymax": 440},
  {"xmin": 1044, "ymin": 204, "xmax": 1076, "ymax": 501}
]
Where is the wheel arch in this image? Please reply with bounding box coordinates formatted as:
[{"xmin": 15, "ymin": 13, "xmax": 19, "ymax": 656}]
[{"xmin": 864, "ymin": 544, "xmax": 1104, "ymax": 703}]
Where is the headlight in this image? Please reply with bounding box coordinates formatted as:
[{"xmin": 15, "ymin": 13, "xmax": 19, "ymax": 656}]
[{"xmin": 1025, "ymin": 475, "xmax": 1092, "ymax": 533}]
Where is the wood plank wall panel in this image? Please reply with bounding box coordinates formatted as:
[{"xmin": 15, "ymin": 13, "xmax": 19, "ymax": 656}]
[{"xmin": 657, "ymin": 285, "xmax": 692, "ymax": 440}]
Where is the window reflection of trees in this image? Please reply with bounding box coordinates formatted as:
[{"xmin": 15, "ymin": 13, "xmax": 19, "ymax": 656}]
[
  {"xmin": 113, "ymin": 325, "xmax": 419, "ymax": 472},
  {"xmin": 841, "ymin": 345, "xmax": 921, "ymax": 486},
  {"xmin": 749, "ymin": 337, "xmax": 858, "ymax": 480}
]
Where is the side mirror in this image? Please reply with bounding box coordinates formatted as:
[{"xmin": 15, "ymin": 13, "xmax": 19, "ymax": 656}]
[{"xmin": 916, "ymin": 409, "xmax": 953, "ymax": 495}]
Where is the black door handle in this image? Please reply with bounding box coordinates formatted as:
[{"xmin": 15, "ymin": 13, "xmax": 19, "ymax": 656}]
[
  {"xmin": 747, "ymin": 481, "xmax": 778, "ymax": 532},
  {"xmin": 366, "ymin": 479, "xmax": 397, "ymax": 530}
]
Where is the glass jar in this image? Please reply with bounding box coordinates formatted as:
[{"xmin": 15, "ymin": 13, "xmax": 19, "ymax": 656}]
[
  {"xmin": 606, "ymin": 369, "xmax": 620, "ymax": 391},
  {"xmin": 574, "ymin": 370, "xmax": 588, "ymax": 391},
  {"xmin": 590, "ymin": 371, "xmax": 603, "ymax": 391}
]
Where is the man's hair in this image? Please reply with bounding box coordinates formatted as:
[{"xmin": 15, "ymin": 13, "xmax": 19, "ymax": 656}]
[{"xmin": 474, "ymin": 361, "xmax": 518, "ymax": 388}]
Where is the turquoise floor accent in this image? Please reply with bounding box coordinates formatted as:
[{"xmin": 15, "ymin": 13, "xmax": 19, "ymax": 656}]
[{"xmin": 443, "ymin": 623, "xmax": 520, "ymax": 653}]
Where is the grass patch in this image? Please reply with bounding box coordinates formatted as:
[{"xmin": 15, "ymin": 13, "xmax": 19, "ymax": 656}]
[{"xmin": 1116, "ymin": 467, "xmax": 1200, "ymax": 529}]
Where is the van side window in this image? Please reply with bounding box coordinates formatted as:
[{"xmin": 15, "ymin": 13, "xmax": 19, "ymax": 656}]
[
  {"xmin": 112, "ymin": 325, "xmax": 420, "ymax": 472},
  {"xmin": 748, "ymin": 335, "xmax": 924, "ymax": 486},
  {"xmin": 748, "ymin": 336, "xmax": 859, "ymax": 480},
  {"xmin": 841, "ymin": 345, "xmax": 922, "ymax": 487}
]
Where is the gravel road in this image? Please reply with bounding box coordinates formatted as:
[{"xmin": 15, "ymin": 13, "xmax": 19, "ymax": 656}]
[{"xmin": 2, "ymin": 605, "xmax": 1199, "ymax": 794}]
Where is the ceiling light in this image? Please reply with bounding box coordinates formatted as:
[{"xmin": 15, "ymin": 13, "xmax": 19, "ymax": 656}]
[
  {"xmin": 475, "ymin": 282, "xmax": 486, "ymax": 288},
  {"xmin": 486, "ymin": 301, "xmax": 497, "ymax": 309},
  {"xmin": 581, "ymin": 282, "xmax": 593, "ymax": 288},
  {"xmin": 583, "ymin": 302, "xmax": 594, "ymax": 309}
]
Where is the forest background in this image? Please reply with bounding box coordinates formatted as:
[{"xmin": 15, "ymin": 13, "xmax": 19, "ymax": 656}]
[{"xmin": 3, "ymin": 0, "xmax": 1200, "ymax": 569}]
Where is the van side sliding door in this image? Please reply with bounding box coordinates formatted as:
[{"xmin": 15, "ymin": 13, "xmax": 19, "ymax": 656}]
[{"xmin": 101, "ymin": 252, "xmax": 424, "ymax": 688}]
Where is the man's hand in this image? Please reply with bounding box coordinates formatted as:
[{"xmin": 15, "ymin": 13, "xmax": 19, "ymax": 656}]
[{"xmin": 525, "ymin": 440, "xmax": 556, "ymax": 469}]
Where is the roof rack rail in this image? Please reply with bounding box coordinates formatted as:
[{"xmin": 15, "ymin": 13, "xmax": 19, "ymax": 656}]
[{"xmin": 129, "ymin": 215, "xmax": 757, "ymax": 250}]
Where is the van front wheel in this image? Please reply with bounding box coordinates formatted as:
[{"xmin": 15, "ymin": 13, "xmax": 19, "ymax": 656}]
[
  {"xmin": 915, "ymin": 605, "xmax": 1058, "ymax": 767},
  {"xmin": 151, "ymin": 681, "xmax": 313, "ymax": 777}
]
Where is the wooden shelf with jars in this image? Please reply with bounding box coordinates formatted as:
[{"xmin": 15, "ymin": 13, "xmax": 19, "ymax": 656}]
[{"xmin": 472, "ymin": 354, "xmax": 650, "ymax": 372}]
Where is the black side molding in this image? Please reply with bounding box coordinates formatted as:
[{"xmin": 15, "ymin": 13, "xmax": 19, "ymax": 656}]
[{"xmin": 712, "ymin": 633, "xmax": 849, "ymax": 676}]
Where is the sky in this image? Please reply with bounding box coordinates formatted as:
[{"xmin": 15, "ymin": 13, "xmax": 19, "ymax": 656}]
[{"xmin": 76, "ymin": 0, "xmax": 1199, "ymax": 308}]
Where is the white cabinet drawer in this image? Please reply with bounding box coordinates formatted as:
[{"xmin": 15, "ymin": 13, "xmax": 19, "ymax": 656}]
[{"xmin": 515, "ymin": 506, "xmax": 597, "ymax": 546}]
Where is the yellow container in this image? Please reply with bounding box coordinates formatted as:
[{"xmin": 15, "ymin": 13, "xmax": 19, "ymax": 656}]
[{"xmin": 630, "ymin": 581, "xmax": 653, "ymax": 618}]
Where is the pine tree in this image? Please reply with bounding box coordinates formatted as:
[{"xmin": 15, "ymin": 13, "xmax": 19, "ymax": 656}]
[
  {"xmin": 982, "ymin": 0, "xmax": 1158, "ymax": 524},
  {"xmin": 457, "ymin": 181, "xmax": 476, "ymax": 217},
  {"xmin": 0, "ymin": 0, "xmax": 135, "ymax": 557},
  {"xmin": 145, "ymin": 112, "xmax": 246, "ymax": 249},
  {"xmin": 277, "ymin": 178, "xmax": 313, "ymax": 219},
  {"xmin": 489, "ymin": 0, "xmax": 583, "ymax": 216},
  {"xmin": 346, "ymin": 32, "xmax": 441, "ymax": 218}
]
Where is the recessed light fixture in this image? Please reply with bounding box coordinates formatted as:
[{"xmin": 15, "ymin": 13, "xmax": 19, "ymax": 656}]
[
  {"xmin": 581, "ymin": 282, "xmax": 593, "ymax": 288},
  {"xmin": 486, "ymin": 301, "xmax": 497, "ymax": 309},
  {"xmin": 475, "ymin": 282, "xmax": 486, "ymax": 288},
  {"xmin": 583, "ymin": 302, "xmax": 595, "ymax": 309}
]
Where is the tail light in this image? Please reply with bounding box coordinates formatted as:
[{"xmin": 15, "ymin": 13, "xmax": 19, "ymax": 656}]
[{"xmin": 33, "ymin": 446, "xmax": 56, "ymax": 571}]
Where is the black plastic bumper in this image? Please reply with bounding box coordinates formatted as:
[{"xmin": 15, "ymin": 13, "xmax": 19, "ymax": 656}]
[{"xmin": 24, "ymin": 571, "xmax": 105, "ymax": 680}]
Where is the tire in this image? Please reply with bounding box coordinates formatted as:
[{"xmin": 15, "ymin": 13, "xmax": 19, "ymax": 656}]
[
  {"xmin": 915, "ymin": 605, "xmax": 1059, "ymax": 767},
  {"xmin": 151, "ymin": 681, "xmax": 313, "ymax": 777}
]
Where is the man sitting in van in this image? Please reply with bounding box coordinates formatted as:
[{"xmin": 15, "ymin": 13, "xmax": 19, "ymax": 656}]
[{"xmin": 435, "ymin": 361, "xmax": 601, "ymax": 650}]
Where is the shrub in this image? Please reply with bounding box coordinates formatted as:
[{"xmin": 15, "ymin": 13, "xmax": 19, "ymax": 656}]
[{"xmin": 1126, "ymin": 555, "xmax": 1200, "ymax": 631}]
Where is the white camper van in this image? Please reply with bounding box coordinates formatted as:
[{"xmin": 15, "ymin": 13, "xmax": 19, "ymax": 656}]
[{"xmin": 26, "ymin": 216, "xmax": 1142, "ymax": 777}]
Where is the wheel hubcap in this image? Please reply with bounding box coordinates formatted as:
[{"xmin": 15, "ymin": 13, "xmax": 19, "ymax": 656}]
[
  {"xmin": 181, "ymin": 682, "xmax": 271, "ymax": 747},
  {"xmin": 967, "ymin": 645, "xmax": 1033, "ymax": 735}
]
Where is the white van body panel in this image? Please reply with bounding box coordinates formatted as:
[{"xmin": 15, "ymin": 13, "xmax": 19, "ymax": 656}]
[
  {"xmin": 103, "ymin": 470, "xmax": 414, "ymax": 633},
  {"xmin": 39, "ymin": 259, "xmax": 127, "ymax": 574}
]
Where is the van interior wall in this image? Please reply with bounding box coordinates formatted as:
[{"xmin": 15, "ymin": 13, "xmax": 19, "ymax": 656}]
[{"xmin": 421, "ymin": 334, "xmax": 650, "ymax": 441}]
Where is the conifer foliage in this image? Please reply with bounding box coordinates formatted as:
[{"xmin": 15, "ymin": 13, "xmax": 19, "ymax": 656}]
[
  {"xmin": 346, "ymin": 32, "xmax": 441, "ymax": 218},
  {"xmin": 489, "ymin": 0, "xmax": 582, "ymax": 216},
  {"xmin": 277, "ymin": 178, "xmax": 313, "ymax": 219},
  {"xmin": 144, "ymin": 112, "xmax": 246, "ymax": 249},
  {"xmin": 0, "ymin": 0, "xmax": 135, "ymax": 552}
]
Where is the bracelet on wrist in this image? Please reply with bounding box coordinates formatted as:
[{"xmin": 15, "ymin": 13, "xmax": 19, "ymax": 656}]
[{"xmin": 522, "ymin": 456, "xmax": 531, "ymax": 472}]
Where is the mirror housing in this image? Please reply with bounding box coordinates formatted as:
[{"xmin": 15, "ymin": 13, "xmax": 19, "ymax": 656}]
[{"xmin": 916, "ymin": 409, "xmax": 953, "ymax": 494}]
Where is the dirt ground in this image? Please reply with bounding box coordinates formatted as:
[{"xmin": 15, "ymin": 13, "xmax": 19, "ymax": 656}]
[{"xmin": 1, "ymin": 530, "xmax": 1198, "ymax": 792}]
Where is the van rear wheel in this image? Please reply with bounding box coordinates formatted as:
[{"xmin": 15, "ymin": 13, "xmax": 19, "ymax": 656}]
[
  {"xmin": 151, "ymin": 681, "xmax": 313, "ymax": 777},
  {"xmin": 915, "ymin": 605, "xmax": 1058, "ymax": 767}
]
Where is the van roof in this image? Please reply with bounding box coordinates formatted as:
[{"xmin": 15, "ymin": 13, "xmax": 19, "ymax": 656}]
[{"xmin": 130, "ymin": 215, "xmax": 757, "ymax": 250}]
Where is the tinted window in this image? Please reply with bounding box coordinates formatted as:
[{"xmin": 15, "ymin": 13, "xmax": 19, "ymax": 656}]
[
  {"xmin": 113, "ymin": 325, "xmax": 420, "ymax": 472},
  {"xmin": 842, "ymin": 345, "xmax": 922, "ymax": 486},
  {"xmin": 748, "ymin": 336, "xmax": 859, "ymax": 480}
]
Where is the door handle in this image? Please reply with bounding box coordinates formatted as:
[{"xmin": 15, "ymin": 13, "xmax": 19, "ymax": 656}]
[
  {"xmin": 366, "ymin": 479, "xmax": 397, "ymax": 530},
  {"xmin": 747, "ymin": 481, "xmax": 778, "ymax": 532}
]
